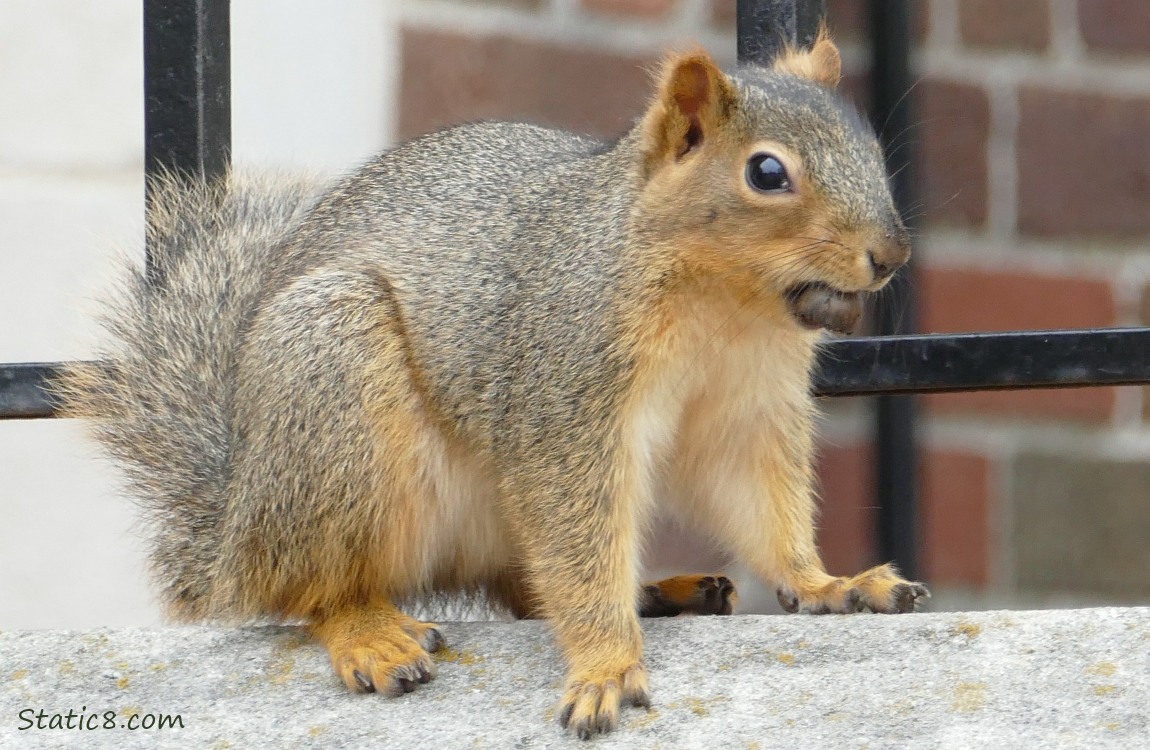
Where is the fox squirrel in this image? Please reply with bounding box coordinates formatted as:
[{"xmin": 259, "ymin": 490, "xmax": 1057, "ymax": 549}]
[{"xmin": 57, "ymin": 32, "xmax": 926, "ymax": 739}]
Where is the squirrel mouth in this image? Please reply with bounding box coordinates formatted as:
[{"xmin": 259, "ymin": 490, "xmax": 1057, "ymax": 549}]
[{"xmin": 785, "ymin": 282, "xmax": 863, "ymax": 335}]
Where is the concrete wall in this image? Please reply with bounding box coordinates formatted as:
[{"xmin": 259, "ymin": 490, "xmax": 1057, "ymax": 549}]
[{"xmin": 4, "ymin": 609, "xmax": 1148, "ymax": 747}]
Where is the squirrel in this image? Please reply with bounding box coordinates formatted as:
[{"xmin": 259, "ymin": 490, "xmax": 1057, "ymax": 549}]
[{"xmin": 56, "ymin": 31, "xmax": 927, "ymax": 739}]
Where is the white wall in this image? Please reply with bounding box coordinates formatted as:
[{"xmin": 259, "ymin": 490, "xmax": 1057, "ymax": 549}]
[{"xmin": 0, "ymin": 0, "xmax": 401, "ymax": 628}]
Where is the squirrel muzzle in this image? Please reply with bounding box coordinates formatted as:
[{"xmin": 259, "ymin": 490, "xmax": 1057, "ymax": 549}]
[{"xmin": 785, "ymin": 224, "xmax": 910, "ymax": 335}]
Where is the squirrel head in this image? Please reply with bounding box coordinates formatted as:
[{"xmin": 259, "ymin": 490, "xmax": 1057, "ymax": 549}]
[{"xmin": 632, "ymin": 32, "xmax": 909, "ymax": 335}]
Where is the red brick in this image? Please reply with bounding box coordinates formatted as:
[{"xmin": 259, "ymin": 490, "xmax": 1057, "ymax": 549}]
[
  {"xmin": 918, "ymin": 264, "xmax": 1119, "ymax": 423},
  {"xmin": 398, "ymin": 28, "xmax": 656, "ymax": 141},
  {"xmin": 927, "ymin": 386, "xmax": 1116, "ymax": 424},
  {"xmin": 816, "ymin": 442, "xmax": 877, "ymax": 576},
  {"xmin": 959, "ymin": 0, "xmax": 1050, "ymax": 52},
  {"xmin": 919, "ymin": 80, "xmax": 990, "ymax": 228},
  {"xmin": 921, "ymin": 451, "xmax": 990, "ymax": 586},
  {"xmin": 1078, "ymin": 0, "xmax": 1150, "ymax": 55},
  {"xmin": 817, "ymin": 442, "xmax": 992, "ymax": 586},
  {"xmin": 582, "ymin": 0, "xmax": 677, "ymax": 19},
  {"xmin": 919, "ymin": 266, "xmax": 1116, "ymax": 333},
  {"xmin": 825, "ymin": 0, "xmax": 869, "ymax": 40},
  {"xmin": 1018, "ymin": 88, "xmax": 1150, "ymax": 237},
  {"xmin": 825, "ymin": 1, "xmax": 929, "ymax": 42}
]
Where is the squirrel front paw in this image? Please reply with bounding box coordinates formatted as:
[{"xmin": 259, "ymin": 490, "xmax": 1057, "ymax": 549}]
[
  {"xmin": 777, "ymin": 564, "xmax": 929, "ymax": 614},
  {"xmin": 558, "ymin": 663, "xmax": 650, "ymax": 739}
]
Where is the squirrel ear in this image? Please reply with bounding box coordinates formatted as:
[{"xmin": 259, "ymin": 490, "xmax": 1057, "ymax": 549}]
[
  {"xmin": 772, "ymin": 28, "xmax": 842, "ymax": 88},
  {"xmin": 640, "ymin": 50, "xmax": 737, "ymax": 170}
]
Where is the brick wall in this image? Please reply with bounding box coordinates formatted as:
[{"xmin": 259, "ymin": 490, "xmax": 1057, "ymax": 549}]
[
  {"xmin": 832, "ymin": 0, "xmax": 1150, "ymax": 608},
  {"xmin": 396, "ymin": 0, "xmax": 1150, "ymax": 609}
]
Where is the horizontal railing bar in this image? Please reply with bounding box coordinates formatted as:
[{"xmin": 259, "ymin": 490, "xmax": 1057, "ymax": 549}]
[
  {"xmin": 812, "ymin": 327, "xmax": 1150, "ymax": 396},
  {"xmin": 4, "ymin": 327, "xmax": 1150, "ymax": 419},
  {"xmin": 0, "ymin": 362, "xmax": 64, "ymax": 419}
]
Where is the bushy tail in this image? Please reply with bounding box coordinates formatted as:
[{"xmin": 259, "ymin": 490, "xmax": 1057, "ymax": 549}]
[{"xmin": 54, "ymin": 171, "xmax": 322, "ymax": 620}]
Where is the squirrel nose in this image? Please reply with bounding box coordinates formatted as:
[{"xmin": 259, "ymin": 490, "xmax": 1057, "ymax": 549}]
[{"xmin": 868, "ymin": 250, "xmax": 899, "ymax": 281}]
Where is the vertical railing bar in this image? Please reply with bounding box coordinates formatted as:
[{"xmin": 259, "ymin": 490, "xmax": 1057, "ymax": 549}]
[
  {"xmin": 737, "ymin": 0, "xmax": 798, "ymax": 65},
  {"xmin": 143, "ymin": 0, "xmax": 231, "ymax": 281},
  {"xmin": 794, "ymin": 0, "xmax": 827, "ymax": 47},
  {"xmin": 869, "ymin": 0, "xmax": 920, "ymax": 580}
]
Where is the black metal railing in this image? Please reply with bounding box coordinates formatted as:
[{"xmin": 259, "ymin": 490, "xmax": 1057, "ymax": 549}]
[{"xmin": 3, "ymin": 0, "xmax": 1149, "ymax": 580}]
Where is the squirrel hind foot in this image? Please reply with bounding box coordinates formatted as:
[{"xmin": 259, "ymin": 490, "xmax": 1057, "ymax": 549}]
[
  {"xmin": 639, "ymin": 574, "xmax": 738, "ymax": 617},
  {"xmin": 310, "ymin": 602, "xmax": 445, "ymax": 696}
]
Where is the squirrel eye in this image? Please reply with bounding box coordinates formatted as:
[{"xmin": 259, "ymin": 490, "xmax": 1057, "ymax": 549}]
[{"xmin": 746, "ymin": 153, "xmax": 792, "ymax": 194}]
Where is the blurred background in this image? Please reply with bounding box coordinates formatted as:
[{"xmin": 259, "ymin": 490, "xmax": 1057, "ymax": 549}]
[{"xmin": 3, "ymin": 0, "xmax": 1150, "ymax": 627}]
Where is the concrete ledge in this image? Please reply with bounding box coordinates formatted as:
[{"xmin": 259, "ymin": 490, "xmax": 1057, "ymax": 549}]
[{"xmin": 3, "ymin": 608, "xmax": 1149, "ymax": 748}]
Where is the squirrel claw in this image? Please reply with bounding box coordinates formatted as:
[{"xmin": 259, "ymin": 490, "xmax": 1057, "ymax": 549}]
[
  {"xmin": 426, "ymin": 628, "xmax": 446, "ymax": 652},
  {"xmin": 407, "ymin": 623, "xmax": 446, "ymax": 653},
  {"xmin": 558, "ymin": 663, "xmax": 649, "ymax": 739},
  {"xmin": 884, "ymin": 582, "xmax": 930, "ymax": 613},
  {"xmin": 353, "ymin": 670, "xmax": 375, "ymax": 693}
]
